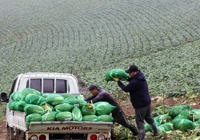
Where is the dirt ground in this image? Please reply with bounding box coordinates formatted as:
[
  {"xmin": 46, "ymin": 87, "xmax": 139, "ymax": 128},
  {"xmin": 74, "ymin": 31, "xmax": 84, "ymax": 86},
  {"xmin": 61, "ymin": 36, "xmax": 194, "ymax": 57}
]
[
  {"xmin": 0, "ymin": 94, "xmax": 200, "ymax": 140},
  {"xmin": 0, "ymin": 120, "xmax": 7, "ymax": 140},
  {"xmin": 119, "ymin": 94, "xmax": 200, "ymax": 117}
]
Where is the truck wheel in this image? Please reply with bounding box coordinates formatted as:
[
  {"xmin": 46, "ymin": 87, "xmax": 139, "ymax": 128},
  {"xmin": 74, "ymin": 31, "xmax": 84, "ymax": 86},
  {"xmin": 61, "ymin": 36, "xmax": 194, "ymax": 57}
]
[
  {"xmin": 7, "ymin": 127, "xmax": 16, "ymax": 140},
  {"xmin": 16, "ymin": 129, "xmax": 25, "ymax": 140}
]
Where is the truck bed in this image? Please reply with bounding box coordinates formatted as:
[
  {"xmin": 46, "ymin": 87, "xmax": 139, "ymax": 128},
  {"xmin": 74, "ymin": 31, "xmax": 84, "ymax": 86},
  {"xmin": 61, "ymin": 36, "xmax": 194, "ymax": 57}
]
[{"xmin": 12, "ymin": 111, "xmax": 113, "ymax": 134}]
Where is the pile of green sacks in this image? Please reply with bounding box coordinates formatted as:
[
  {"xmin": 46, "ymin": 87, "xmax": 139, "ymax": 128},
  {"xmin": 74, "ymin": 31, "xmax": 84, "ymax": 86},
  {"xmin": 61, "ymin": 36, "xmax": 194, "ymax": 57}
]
[
  {"xmin": 8, "ymin": 88, "xmax": 116, "ymax": 127},
  {"xmin": 105, "ymin": 69, "xmax": 130, "ymax": 81},
  {"xmin": 145, "ymin": 104, "xmax": 200, "ymax": 133}
]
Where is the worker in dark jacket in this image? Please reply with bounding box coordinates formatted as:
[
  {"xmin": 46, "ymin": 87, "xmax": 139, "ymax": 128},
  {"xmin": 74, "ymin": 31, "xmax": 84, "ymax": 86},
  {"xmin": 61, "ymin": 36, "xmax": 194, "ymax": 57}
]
[
  {"xmin": 85, "ymin": 84, "xmax": 138, "ymax": 140},
  {"xmin": 113, "ymin": 64, "xmax": 158, "ymax": 140}
]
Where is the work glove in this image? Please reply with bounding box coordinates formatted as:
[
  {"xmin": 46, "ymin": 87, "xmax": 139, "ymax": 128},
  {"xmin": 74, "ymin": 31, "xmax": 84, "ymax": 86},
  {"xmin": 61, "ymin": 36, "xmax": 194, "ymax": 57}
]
[{"xmin": 112, "ymin": 77, "xmax": 119, "ymax": 82}]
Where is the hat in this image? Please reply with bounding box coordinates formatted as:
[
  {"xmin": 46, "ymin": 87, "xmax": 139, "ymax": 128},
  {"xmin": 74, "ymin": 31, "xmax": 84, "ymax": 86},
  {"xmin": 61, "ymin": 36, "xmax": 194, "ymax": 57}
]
[
  {"xmin": 125, "ymin": 64, "xmax": 138, "ymax": 73},
  {"xmin": 88, "ymin": 84, "xmax": 99, "ymax": 90}
]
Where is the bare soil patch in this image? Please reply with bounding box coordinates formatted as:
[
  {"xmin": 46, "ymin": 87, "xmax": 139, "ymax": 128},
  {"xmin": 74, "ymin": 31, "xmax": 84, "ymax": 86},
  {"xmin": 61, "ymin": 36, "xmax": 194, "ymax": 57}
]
[{"xmin": 0, "ymin": 119, "xmax": 7, "ymax": 140}]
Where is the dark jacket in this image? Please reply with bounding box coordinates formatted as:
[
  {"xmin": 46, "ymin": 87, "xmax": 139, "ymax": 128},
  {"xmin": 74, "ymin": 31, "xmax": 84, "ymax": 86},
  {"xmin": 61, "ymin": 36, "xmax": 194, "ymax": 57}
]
[
  {"xmin": 85, "ymin": 89, "xmax": 122, "ymax": 117},
  {"xmin": 117, "ymin": 70, "xmax": 151, "ymax": 109}
]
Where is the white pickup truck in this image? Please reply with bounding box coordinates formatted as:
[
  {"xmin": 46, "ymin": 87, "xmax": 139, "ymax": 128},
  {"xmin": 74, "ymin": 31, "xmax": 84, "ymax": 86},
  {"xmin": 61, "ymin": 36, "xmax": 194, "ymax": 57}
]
[{"xmin": 0, "ymin": 72, "xmax": 113, "ymax": 140}]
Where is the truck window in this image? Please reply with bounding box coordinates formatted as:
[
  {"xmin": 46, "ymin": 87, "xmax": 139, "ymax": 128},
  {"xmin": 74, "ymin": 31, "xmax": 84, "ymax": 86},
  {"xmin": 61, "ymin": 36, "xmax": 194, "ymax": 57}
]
[
  {"xmin": 56, "ymin": 79, "xmax": 67, "ymax": 93},
  {"xmin": 26, "ymin": 79, "xmax": 69, "ymax": 93},
  {"xmin": 43, "ymin": 79, "xmax": 54, "ymax": 93},
  {"xmin": 27, "ymin": 79, "xmax": 41, "ymax": 92}
]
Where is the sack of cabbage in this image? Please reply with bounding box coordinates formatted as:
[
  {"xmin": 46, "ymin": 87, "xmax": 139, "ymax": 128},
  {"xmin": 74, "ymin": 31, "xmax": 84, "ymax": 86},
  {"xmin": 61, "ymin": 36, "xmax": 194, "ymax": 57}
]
[{"xmin": 8, "ymin": 89, "xmax": 115, "ymax": 126}]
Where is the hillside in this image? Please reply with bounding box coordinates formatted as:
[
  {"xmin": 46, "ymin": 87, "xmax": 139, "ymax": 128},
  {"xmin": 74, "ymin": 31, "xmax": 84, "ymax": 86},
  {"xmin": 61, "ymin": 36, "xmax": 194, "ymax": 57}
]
[
  {"xmin": 0, "ymin": 0, "xmax": 199, "ymax": 95},
  {"xmin": 0, "ymin": 1, "xmax": 200, "ymax": 139}
]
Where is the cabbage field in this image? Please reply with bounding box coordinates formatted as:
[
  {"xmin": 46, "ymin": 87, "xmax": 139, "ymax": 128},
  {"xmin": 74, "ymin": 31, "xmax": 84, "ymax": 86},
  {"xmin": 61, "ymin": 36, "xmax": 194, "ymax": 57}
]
[{"xmin": 0, "ymin": 0, "xmax": 200, "ymax": 96}]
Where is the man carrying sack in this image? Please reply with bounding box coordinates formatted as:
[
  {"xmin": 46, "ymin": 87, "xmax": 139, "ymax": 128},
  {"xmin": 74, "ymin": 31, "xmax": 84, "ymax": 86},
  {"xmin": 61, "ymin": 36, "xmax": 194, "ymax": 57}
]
[
  {"xmin": 113, "ymin": 64, "xmax": 159, "ymax": 140},
  {"xmin": 85, "ymin": 84, "xmax": 138, "ymax": 140}
]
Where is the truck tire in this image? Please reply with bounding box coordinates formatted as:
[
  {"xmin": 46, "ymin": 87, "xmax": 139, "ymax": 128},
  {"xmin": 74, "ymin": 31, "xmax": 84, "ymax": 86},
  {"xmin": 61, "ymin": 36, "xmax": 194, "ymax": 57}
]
[
  {"xmin": 7, "ymin": 127, "xmax": 16, "ymax": 140},
  {"xmin": 16, "ymin": 129, "xmax": 25, "ymax": 140}
]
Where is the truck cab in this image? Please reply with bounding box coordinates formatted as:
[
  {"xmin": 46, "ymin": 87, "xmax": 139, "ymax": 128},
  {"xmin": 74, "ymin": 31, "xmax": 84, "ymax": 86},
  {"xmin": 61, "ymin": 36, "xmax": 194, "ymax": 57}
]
[{"xmin": 0, "ymin": 72, "xmax": 113, "ymax": 140}]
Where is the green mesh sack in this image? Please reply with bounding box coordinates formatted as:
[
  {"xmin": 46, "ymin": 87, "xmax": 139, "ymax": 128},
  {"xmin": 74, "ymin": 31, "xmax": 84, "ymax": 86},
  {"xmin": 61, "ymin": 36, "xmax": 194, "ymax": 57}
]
[
  {"xmin": 26, "ymin": 114, "xmax": 42, "ymax": 126},
  {"xmin": 105, "ymin": 70, "xmax": 113, "ymax": 81},
  {"xmin": 191, "ymin": 109, "xmax": 200, "ymax": 121},
  {"xmin": 64, "ymin": 98, "xmax": 87, "ymax": 107},
  {"xmin": 154, "ymin": 114, "xmax": 172, "ymax": 124},
  {"xmin": 21, "ymin": 88, "xmax": 42, "ymax": 101},
  {"xmin": 179, "ymin": 109, "xmax": 192, "ymax": 120},
  {"xmin": 40, "ymin": 103, "xmax": 54, "ymax": 113},
  {"xmin": 111, "ymin": 69, "xmax": 130, "ymax": 80},
  {"xmin": 24, "ymin": 104, "xmax": 45, "ymax": 115},
  {"xmin": 42, "ymin": 111, "xmax": 57, "ymax": 121},
  {"xmin": 173, "ymin": 119, "xmax": 196, "ymax": 131},
  {"xmin": 10, "ymin": 91, "xmax": 22, "ymax": 101},
  {"xmin": 196, "ymin": 119, "xmax": 200, "ymax": 125},
  {"xmin": 154, "ymin": 120, "xmax": 160, "ymax": 127},
  {"xmin": 72, "ymin": 106, "xmax": 82, "ymax": 121},
  {"xmin": 25, "ymin": 94, "xmax": 46, "ymax": 105},
  {"xmin": 54, "ymin": 103, "xmax": 73, "ymax": 112},
  {"xmin": 169, "ymin": 104, "xmax": 191, "ymax": 118},
  {"xmin": 105, "ymin": 69, "xmax": 130, "ymax": 82},
  {"xmin": 144, "ymin": 123, "xmax": 153, "ymax": 132},
  {"xmin": 157, "ymin": 122, "xmax": 174, "ymax": 132},
  {"xmin": 172, "ymin": 109, "xmax": 193, "ymax": 122},
  {"xmin": 173, "ymin": 114, "xmax": 188, "ymax": 121},
  {"xmin": 14, "ymin": 101, "xmax": 27, "ymax": 112},
  {"xmin": 37, "ymin": 96, "xmax": 46, "ymax": 105},
  {"xmin": 82, "ymin": 115, "xmax": 98, "ymax": 122},
  {"xmin": 46, "ymin": 94, "xmax": 64, "ymax": 106},
  {"xmin": 75, "ymin": 95, "xmax": 85, "ymax": 101},
  {"xmin": 61, "ymin": 93, "xmax": 75, "ymax": 99},
  {"xmin": 42, "ymin": 93, "xmax": 50, "ymax": 98},
  {"xmin": 8, "ymin": 100, "xmax": 16, "ymax": 110},
  {"xmin": 145, "ymin": 121, "xmax": 160, "ymax": 132},
  {"xmin": 94, "ymin": 102, "xmax": 116, "ymax": 115},
  {"xmin": 97, "ymin": 115, "xmax": 114, "ymax": 122},
  {"xmin": 56, "ymin": 112, "xmax": 72, "ymax": 121},
  {"xmin": 157, "ymin": 126, "xmax": 165, "ymax": 133},
  {"xmin": 81, "ymin": 103, "xmax": 96, "ymax": 116}
]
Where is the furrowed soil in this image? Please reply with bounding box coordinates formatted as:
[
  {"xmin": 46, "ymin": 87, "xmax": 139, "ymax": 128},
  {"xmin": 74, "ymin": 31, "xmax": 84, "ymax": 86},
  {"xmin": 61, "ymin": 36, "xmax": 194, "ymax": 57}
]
[{"xmin": 0, "ymin": 94, "xmax": 200, "ymax": 140}]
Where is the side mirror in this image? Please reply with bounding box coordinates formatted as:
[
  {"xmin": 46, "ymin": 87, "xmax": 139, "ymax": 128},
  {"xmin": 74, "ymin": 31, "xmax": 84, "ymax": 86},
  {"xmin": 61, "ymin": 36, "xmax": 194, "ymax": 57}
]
[{"xmin": 0, "ymin": 92, "xmax": 8, "ymax": 102}]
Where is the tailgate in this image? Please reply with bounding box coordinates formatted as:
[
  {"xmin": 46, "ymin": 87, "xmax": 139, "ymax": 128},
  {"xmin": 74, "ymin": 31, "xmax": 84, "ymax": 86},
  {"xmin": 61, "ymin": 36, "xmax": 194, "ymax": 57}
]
[{"xmin": 29, "ymin": 121, "xmax": 113, "ymax": 133}]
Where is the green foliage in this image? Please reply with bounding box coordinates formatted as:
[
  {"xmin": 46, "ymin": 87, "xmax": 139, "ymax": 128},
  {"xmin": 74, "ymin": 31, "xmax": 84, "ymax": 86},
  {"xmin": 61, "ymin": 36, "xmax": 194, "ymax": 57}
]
[
  {"xmin": 152, "ymin": 104, "xmax": 171, "ymax": 117},
  {"xmin": 0, "ymin": 0, "xmax": 199, "ymax": 98},
  {"xmin": 114, "ymin": 125, "xmax": 136, "ymax": 140},
  {"xmin": 0, "ymin": 104, "xmax": 6, "ymax": 120},
  {"xmin": 81, "ymin": 103, "xmax": 96, "ymax": 116},
  {"xmin": 0, "ymin": 0, "xmax": 200, "ymax": 138}
]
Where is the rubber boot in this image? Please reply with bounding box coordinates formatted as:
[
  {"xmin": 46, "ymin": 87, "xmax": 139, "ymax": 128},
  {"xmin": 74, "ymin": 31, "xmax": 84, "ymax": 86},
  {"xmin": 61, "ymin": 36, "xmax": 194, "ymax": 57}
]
[
  {"xmin": 150, "ymin": 122, "xmax": 159, "ymax": 136},
  {"xmin": 129, "ymin": 124, "xmax": 138, "ymax": 136},
  {"xmin": 137, "ymin": 129, "xmax": 145, "ymax": 140},
  {"xmin": 110, "ymin": 128, "xmax": 117, "ymax": 140}
]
